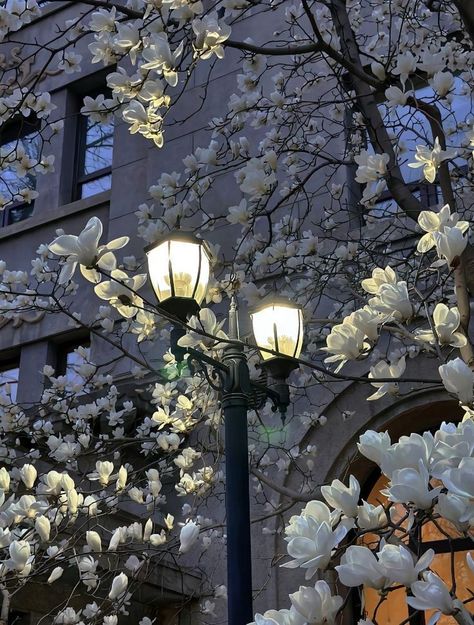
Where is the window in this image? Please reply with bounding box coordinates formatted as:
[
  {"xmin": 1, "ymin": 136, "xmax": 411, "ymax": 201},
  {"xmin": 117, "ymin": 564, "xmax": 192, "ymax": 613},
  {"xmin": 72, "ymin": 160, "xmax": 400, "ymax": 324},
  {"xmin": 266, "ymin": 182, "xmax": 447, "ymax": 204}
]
[
  {"xmin": 364, "ymin": 77, "xmax": 473, "ymax": 218},
  {"xmin": 361, "ymin": 473, "xmax": 472, "ymax": 625},
  {"xmin": 0, "ymin": 361, "xmax": 19, "ymax": 402},
  {"xmin": 0, "ymin": 118, "xmax": 41, "ymax": 226},
  {"xmin": 75, "ymin": 99, "xmax": 114, "ymax": 200},
  {"xmin": 57, "ymin": 339, "xmax": 91, "ymax": 387}
]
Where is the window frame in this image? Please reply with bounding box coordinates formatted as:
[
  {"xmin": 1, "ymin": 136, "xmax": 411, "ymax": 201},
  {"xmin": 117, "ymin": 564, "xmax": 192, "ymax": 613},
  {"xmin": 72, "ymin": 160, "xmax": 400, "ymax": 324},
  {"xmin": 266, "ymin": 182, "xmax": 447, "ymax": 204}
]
[
  {"xmin": 73, "ymin": 90, "xmax": 114, "ymax": 202},
  {"xmin": 56, "ymin": 336, "xmax": 91, "ymax": 380},
  {"xmin": 0, "ymin": 115, "xmax": 42, "ymax": 227},
  {"xmin": 0, "ymin": 357, "xmax": 21, "ymax": 402}
]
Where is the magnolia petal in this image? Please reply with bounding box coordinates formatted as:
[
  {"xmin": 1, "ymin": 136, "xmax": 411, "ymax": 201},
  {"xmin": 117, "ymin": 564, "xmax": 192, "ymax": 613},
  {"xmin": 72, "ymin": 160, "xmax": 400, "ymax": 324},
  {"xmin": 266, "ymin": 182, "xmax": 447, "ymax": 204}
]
[
  {"xmin": 449, "ymin": 332, "xmax": 467, "ymax": 348},
  {"xmin": 78, "ymin": 217, "xmax": 103, "ymax": 252},
  {"xmin": 94, "ymin": 281, "xmax": 115, "ymax": 300},
  {"xmin": 115, "ymin": 303, "xmax": 137, "ymax": 319},
  {"xmin": 418, "ymin": 210, "xmax": 440, "ymax": 233},
  {"xmin": 58, "ymin": 261, "xmax": 77, "ymax": 284},
  {"xmin": 417, "ymin": 232, "xmax": 435, "ymax": 253},
  {"xmin": 49, "ymin": 235, "xmax": 80, "ymax": 256},
  {"xmin": 98, "ymin": 251, "xmax": 117, "ymax": 272},
  {"xmin": 423, "ymin": 164, "xmax": 436, "ymax": 183},
  {"xmin": 132, "ymin": 274, "xmax": 148, "ymax": 290},
  {"xmin": 416, "ymin": 548, "xmax": 435, "ymax": 573},
  {"xmin": 106, "ymin": 236, "xmax": 129, "ymax": 251}
]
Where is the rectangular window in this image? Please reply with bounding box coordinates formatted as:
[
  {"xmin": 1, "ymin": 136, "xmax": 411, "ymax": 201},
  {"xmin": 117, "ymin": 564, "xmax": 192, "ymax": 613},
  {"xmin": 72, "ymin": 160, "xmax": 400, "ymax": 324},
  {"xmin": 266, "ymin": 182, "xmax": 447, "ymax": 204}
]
[
  {"xmin": 57, "ymin": 339, "xmax": 91, "ymax": 387},
  {"xmin": 0, "ymin": 362, "xmax": 20, "ymax": 402},
  {"xmin": 358, "ymin": 76, "xmax": 471, "ymax": 220},
  {"xmin": 0, "ymin": 118, "xmax": 41, "ymax": 226},
  {"xmin": 75, "ymin": 100, "xmax": 114, "ymax": 200}
]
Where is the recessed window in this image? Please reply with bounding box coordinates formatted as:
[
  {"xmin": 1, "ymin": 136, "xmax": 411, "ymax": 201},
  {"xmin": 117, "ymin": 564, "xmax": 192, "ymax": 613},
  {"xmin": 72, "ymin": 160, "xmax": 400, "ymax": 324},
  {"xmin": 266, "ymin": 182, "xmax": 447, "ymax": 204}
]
[
  {"xmin": 57, "ymin": 340, "xmax": 91, "ymax": 387},
  {"xmin": 361, "ymin": 76, "xmax": 472, "ymax": 218},
  {"xmin": 0, "ymin": 361, "xmax": 20, "ymax": 402},
  {"xmin": 0, "ymin": 118, "xmax": 41, "ymax": 226},
  {"xmin": 75, "ymin": 99, "xmax": 114, "ymax": 200}
]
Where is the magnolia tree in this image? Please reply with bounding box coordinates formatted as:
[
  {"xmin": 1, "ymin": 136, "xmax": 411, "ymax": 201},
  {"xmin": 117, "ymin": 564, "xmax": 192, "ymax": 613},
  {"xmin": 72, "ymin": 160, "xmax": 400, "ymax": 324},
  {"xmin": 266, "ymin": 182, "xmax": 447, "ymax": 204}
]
[{"xmin": 0, "ymin": 0, "xmax": 473, "ymax": 624}]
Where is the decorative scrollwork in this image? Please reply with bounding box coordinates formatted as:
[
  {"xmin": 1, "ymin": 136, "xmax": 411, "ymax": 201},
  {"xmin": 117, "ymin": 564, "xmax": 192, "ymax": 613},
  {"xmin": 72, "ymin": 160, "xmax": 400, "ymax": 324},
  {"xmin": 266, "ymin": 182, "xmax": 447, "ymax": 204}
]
[{"xmin": 188, "ymin": 354, "xmax": 225, "ymax": 393}]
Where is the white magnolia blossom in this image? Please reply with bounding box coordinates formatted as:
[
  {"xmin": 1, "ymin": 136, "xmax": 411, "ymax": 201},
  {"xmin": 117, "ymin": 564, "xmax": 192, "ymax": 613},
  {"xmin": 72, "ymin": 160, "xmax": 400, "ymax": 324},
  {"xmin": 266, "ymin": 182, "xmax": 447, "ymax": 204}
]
[
  {"xmin": 321, "ymin": 323, "xmax": 371, "ymax": 371},
  {"xmin": 367, "ymin": 357, "xmax": 406, "ymax": 401},
  {"xmin": 192, "ymin": 14, "xmax": 231, "ymax": 59},
  {"xmin": 408, "ymin": 137, "xmax": 456, "ymax": 183},
  {"xmin": 179, "ymin": 521, "xmax": 200, "ymax": 553},
  {"xmin": 441, "ymin": 457, "xmax": 474, "ymax": 499},
  {"xmin": 384, "ymin": 461, "xmax": 441, "ymax": 509},
  {"xmin": 417, "ymin": 204, "xmax": 469, "ymax": 253},
  {"xmin": 380, "ymin": 432, "xmax": 433, "ymax": 477},
  {"xmin": 407, "ymin": 572, "xmax": 456, "ymax": 615},
  {"xmin": 283, "ymin": 501, "xmax": 348, "ymax": 579},
  {"xmin": 178, "ymin": 308, "xmax": 227, "ymax": 350},
  {"xmin": 289, "ymin": 581, "xmax": 342, "ymax": 625},
  {"xmin": 94, "ymin": 269, "xmax": 147, "ymax": 318},
  {"xmin": 336, "ymin": 546, "xmax": 387, "ymax": 590},
  {"xmin": 49, "ymin": 217, "xmax": 129, "ymax": 284},
  {"xmin": 108, "ymin": 572, "xmax": 128, "ymax": 600},
  {"xmin": 361, "ymin": 266, "xmax": 398, "ymax": 295},
  {"xmin": 357, "ymin": 431, "xmax": 391, "ymax": 465},
  {"xmin": 354, "ymin": 150, "xmax": 389, "ymax": 184},
  {"xmin": 433, "ymin": 226, "xmax": 468, "ymax": 266},
  {"xmin": 369, "ymin": 282, "xmax": 412, "ymax": 321},
  {"xmin": 415, "ymin": 303, "xmax": 467, "ymax": 348},
  {"xmin": 439, "ymin": 357, "xmax": 474, "ymax": 404},
  {"xmin": 321, "ymin": 475, "xmax": 360, "ymax": 517}
]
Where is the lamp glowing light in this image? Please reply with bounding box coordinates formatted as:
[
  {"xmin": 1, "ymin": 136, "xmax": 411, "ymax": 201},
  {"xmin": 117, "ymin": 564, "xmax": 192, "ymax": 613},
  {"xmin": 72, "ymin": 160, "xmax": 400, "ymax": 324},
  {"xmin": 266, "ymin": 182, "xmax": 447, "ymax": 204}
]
[{"xmin": 145, "ymin": 232, "xmax": 212, "ymax": 320}]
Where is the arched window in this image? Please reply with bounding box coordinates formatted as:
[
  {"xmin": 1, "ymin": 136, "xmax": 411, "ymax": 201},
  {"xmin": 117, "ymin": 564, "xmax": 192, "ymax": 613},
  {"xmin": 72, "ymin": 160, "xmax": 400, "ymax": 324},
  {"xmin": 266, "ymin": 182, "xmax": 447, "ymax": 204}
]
[{"xmin": 362, "ymin": 473, "xmax": 473, "ymax": 625}]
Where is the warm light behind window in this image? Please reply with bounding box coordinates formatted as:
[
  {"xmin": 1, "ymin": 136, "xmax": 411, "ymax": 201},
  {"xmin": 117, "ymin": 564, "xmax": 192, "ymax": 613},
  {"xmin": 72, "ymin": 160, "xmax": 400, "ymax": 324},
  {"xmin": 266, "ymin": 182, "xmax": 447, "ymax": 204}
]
[{"xmin": 363, "ymin": 474, "xmax": 473, "ymax": 625}]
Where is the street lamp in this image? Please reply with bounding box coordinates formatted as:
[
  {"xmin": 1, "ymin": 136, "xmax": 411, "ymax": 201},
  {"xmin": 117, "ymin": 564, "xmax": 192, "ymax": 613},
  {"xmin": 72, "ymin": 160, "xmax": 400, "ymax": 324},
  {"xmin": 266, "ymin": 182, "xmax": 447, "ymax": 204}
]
[{"xmin": 145, "ymin": 232, "xmax": 304, "ymax": 625}]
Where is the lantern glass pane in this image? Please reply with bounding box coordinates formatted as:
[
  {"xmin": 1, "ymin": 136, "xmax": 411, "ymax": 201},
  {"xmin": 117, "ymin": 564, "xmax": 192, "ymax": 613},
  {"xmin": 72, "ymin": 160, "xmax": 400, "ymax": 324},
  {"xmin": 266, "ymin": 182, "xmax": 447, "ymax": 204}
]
[
  {"xmin": 251, "ymin": 305, "xmax": 303, "ymax": 360},
  {"xmin": 147, "ymin": 239, "xmax": 210, "ymax": 305}
]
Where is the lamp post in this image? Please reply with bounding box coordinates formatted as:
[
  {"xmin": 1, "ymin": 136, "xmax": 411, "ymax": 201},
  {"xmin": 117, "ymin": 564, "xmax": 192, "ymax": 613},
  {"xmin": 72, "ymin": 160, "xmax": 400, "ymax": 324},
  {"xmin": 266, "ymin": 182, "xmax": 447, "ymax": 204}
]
[{"xmin": 145, "ymin": 232, "xmax": 304, "ymax": 625}]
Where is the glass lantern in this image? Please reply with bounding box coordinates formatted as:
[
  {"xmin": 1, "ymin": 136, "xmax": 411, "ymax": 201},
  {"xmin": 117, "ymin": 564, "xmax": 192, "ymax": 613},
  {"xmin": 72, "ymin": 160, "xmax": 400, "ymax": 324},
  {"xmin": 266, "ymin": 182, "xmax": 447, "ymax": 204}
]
[
  {"xmin": 251, "ymin": 299, "xmax": 304, "ymax": 362},
  {"xmin": 145, "ymin": 231, "xmax": 212, "ymax": 320}
]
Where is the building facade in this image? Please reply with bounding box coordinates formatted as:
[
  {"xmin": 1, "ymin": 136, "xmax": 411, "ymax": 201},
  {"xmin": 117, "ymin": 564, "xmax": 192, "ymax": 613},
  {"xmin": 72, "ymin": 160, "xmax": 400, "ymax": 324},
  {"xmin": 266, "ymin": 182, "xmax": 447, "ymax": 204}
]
[{"xmin": 0, "ymin": 3, "xmax": 473, "ymax": 625}]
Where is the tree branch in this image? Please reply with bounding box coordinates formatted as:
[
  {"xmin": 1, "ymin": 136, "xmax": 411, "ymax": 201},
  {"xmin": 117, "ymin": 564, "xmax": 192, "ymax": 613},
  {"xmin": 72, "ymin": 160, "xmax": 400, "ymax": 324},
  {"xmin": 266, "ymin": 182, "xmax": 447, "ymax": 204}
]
[
  {"xmin": 251, "ymin": 468, "xmax": 316, "ymax": 502},
  {"xmin": 454, "ymin": 261, "xmax": 474, "ymax": 366},
  {"xmin": 328, "ymin": 0, "xmax": 424, "ymax": 220}
]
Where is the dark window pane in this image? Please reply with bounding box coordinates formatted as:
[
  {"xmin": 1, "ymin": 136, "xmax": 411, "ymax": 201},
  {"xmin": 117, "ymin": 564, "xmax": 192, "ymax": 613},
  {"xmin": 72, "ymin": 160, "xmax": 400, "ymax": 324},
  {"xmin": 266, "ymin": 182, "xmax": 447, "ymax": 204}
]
[
  {"xmin": 0, "ymin": 366, "xmax": 19, "ymax": 402},
  {"xmin": 77, "ymin": 106, "xmax": 114, "ymax": 198},
  {"xmin": 65, "ymin": 348, "xmax": 88, "ymax": 386},
  {"xmin": 80, "ymin": 174, "xmax": 112, "ymax": 198},
  {"xmin": 7, "ymin": 204, "xmax": 35, "ymax": 225},
  {"xmin": 0, "ymin": 132, "xmax": 41, "ymax": 199},
  {"xmin": 84, "ymin": 144, "xmax": 114, "ymax": 175},
  {"xmin": 86, "ymin": 119, "xmax": 114, "ymax": 145},
  {"xmin": 379, "ymin": 78, "xmax": 473, "ymax": 184}
]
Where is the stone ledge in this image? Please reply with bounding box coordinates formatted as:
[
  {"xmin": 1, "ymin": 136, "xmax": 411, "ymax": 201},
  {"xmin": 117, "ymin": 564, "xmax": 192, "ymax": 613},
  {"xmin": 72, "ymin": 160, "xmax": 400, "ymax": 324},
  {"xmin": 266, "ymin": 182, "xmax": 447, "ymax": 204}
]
[{"xmin": 0, "ymin": 190, "xmax": 111, "ymax": 242}]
